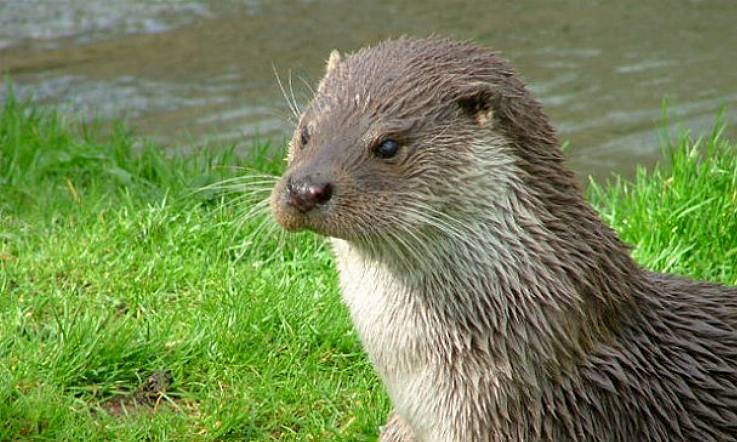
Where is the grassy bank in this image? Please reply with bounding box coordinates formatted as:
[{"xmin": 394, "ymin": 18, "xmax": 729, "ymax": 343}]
[
  {"xmin": 589, "ymin": 120, "xmax": 737, "ymax": 284},
  {"xmin": 1, "ymin": 96, "xmax": 736, "ymax": 441},
  {"xmin": 0, "ymin": 97, "xmax": 385, "ymax": 441}
]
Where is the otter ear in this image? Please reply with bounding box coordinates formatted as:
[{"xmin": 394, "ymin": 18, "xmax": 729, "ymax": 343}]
[
  {"xmin": 326, "ymin": 49, "xmax": 342, "ymax": 74},
  {"xmin": 456, "ymin": 82, "xmax": 496, "ymax": 127},
  {"xmin": 317, "ymin": 49, "xmax": 342, "ymax": 94}
]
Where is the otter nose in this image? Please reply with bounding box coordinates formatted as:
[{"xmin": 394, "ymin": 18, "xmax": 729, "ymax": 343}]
[{"xmin": 286, "ymin": 175, "xmax": 333, "ymax": 213}]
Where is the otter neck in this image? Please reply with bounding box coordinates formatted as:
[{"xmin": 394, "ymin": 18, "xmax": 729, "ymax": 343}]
[{"xmin": 340, "ymin": 172, "xmax": 644, "ymax": 370}]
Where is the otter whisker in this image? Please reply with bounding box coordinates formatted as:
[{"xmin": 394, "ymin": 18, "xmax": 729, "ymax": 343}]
[
  {"xmin": 202, "ymin": 182, "xmax": 275, "ymax": 193},
  {"xmin": 197, "ymin": 174, "xmax": 278, "ymax": 198},
  {"xmin": 388, "ymin": 225, "xmax": 426, "ymax": 271},
  {"xmin": 273, "ymin": 223, "xmax": 290, "ymax": 259},
  {"xmin": 250, "ymin": 219, "xmax": 283, "ymax": 260},
  {"xmin": 267, "ymin": 107, "xmax": 298, "ymax": 126},
  {"xmin": 381, "ymin": 230, "xmax": 410, "ymax": 270},
  {"xmin": 385, "ymin": 196, "xmax": 469, "ymax": 243},
  {"xmin": 202, "ymin": 185, "xmax": 277, "ymax": 199},
  {"xmin": 273, "ymin": 65, "xmax": 300, "ymax": 121},
  {"xmin": 203, "ymin": 173, "xmax": 278, "ymax": 186},
  {"xmin": 229, "ymin": 195, "xmax": 272, "ymax": 209},
  {"xmin": 210, "ymin": 174, "xmax": 278, "ymax": 183},
  {"xmin": 217, "ymin": 183, "xmax": 279, "ymax": 195},
  {"xmin": 399, "ymin": 222, "xmax": 441, "ymax": 268},
  {"xmin": 230, "ymin": 209, "xmax": 279, "ymax": 261},
  {"xmin": 288, "ymin": 70, "xmax": 302, "ymax": 117},
  {"xmin": 218, "ymin": 189, "xmax": 273, "ymax": 208},
  {"xmin": 231, "ymin": 197, "xmax": 270, "ymax": 228},
  {"xmin": 298, "ymin": 74, "xmax": 315, "ymax": 97},
  {"xmin": 206, "ymin": 164, "xmax": 280, "ymax": 176},
  {"xmin": 400, "ymin": 204, "xmax": 468, "ymax": 244},
  {"xmin": 235, "ymin": 199, "xmax": 272, "ymax": 224}
]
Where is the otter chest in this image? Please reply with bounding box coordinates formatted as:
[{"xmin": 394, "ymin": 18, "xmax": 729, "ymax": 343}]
[{"xmin": 331, "ymin": 240, "xmax": 456, "ymax": 440}]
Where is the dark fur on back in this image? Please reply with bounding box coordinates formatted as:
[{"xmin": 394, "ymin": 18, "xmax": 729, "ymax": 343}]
[{"xmin": 270, "ymin": 37, "xmax": 737, "ymax": 441}]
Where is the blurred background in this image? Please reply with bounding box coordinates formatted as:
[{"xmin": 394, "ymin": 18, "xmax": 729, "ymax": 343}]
[{"xmin": 1, "ymin": 0, "xmax": 736, "ymax": 183}]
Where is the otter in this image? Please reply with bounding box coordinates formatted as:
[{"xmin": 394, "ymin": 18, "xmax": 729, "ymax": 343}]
[{"xmin": 269, "ymin": 37, "xmax": 737, "ymax": 441}]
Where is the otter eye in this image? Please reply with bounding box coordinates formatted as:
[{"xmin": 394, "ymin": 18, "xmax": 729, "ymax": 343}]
[
  {"xmin": 375, "ymin": 139, "xmax": 400, "ymax": 159},
  {"xmin": 299, "ymin": 126, "xmax": 310, "ymax": 148}
]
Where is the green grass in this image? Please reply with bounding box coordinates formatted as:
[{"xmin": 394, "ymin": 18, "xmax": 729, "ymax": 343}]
[
  {"xmin": 1, "ymin": 91, "xmax": 736, "ymax": 440},
  {"xmin": 589, "ymin": 120, "xmax": 737, "ymax": 285},
  {"xmin": 0, "ymin": 95, "xmax": 386, "ymax": 441}
]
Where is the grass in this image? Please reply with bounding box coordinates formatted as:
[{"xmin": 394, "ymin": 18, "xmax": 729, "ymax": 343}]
[
  {"xmin": 1, "ymin": 91, "xmax": 736, "ymax": 440},
  {"xmin": 0, "ymin": 95, "xmax": 386, "ymax": 441},
  {"xmin": 589, "ymin": 119, "xmax": 737, "ymax": 285}
]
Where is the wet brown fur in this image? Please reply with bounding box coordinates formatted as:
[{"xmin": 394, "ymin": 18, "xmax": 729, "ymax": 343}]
[{"xmin": 270, "ymin": 37, "xmax": 737, "ymax": 441}]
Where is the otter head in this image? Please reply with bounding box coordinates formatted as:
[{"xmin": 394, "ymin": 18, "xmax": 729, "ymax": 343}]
[{"xmin": 271, "ymin": 38, "xmax": 563, "ymax": 251}]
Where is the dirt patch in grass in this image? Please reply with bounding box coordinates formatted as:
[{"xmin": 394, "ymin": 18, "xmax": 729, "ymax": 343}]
[{"xmin": 98, "ymin": 370, "xmax": 176, "ymax": 417}]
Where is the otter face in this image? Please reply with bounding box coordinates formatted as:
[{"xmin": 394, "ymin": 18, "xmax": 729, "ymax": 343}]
[
  {"xmin": 270, "ymin": 39, "xmax": 531, "ymax": 245},
  {"xmin": 269, "ymin": 106, "xmax": 453, "ymax": 241}
]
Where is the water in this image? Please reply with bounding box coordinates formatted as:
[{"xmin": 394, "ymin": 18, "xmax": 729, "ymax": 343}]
[{"xmin": 2, "ymin": 0, "xmax": 736, "ymax": 182}]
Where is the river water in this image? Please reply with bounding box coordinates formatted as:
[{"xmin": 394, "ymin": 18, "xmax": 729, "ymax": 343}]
[{"xmin": 1, "ymin": 0, "xmax": 736, "ymax": 182}]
